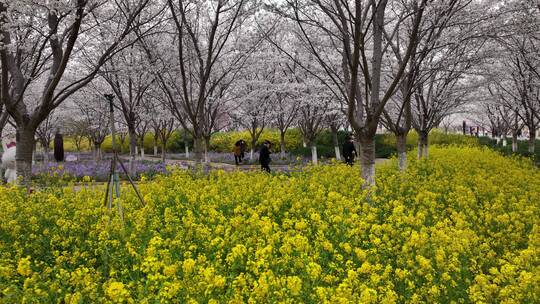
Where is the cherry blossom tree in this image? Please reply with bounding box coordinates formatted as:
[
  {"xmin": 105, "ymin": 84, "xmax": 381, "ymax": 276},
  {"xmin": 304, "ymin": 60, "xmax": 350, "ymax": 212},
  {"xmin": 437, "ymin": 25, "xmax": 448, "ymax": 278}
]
[
  {"xmin": 382, "ymin": 0, "xmax": 479, "ymax": 169},
  {"xmin": 35, "ymin": 111, "xmax": 62, "ymax": 164},
  {"xmin": 297, "ymin": 88, "xmax": 331, "ymax": 165},
  {"xmin": 230, "ymin": 60, "xmax": 274, "ymax": 160},
  {"xmin": 269, "ymin": 0, "xmax": 429, "ymax": 186},
  {"xmin": 325, "ymin": 109, "xmax": 346, "ymax": 161},
  {"xmin": 139, "ymin": 0, "xmax": 261, "ymax": 162},
  {"xmin": 478, "ymin": 0, "xmax": 540, "ymax": 153},
  {"xmin": 70, "ymin": 90, "xmax": 111, "ymax": 161},
  {"xmin": 0, "ymin": 0, "xmax": 151, "ymax": 185},
  {"xmin": 101, "ymin": 44, "xmax": 155, "ymax": 169}
]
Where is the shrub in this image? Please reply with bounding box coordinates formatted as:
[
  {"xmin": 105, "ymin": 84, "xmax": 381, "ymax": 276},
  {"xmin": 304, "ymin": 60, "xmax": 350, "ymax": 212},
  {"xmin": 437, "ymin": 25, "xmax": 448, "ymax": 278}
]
[
  {"xmin": 478, "ymin": 136, "xmax": 539, "ymax": 165},
  {"xmin": 210, "ymin": 128, "xmax": 304, "ymax": 153}
]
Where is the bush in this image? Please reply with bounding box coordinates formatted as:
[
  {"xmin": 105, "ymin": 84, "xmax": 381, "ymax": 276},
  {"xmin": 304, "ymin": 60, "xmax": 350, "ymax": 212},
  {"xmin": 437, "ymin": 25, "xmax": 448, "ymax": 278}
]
[
  {"xmin": 1, "ymin": 147, "xmax": 539, "ymax": 303},
  {"xmin": 478, "ymin": 136, "xmax": 540, "ymax": 165},
  {"xmin": 210, "ymin": 128, "xmax": 304, "ymax": 152},
  {"xmin": 100, "ymin": 131, "xmax": 192, "ymax": 154},
  {"xmin": 290, "ymin": 145, "xmax": 338, "ymax": 159},
  {"xmin": 167, "ymin": 131, "xmax": 193, "ymax": 153}
]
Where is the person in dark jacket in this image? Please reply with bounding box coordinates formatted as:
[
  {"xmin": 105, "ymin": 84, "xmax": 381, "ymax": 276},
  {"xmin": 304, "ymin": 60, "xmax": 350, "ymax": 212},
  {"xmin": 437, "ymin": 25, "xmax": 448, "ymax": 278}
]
[
  {"xmin": 259, "ymin": 140, "xmax": 272, "ymax": 173},
  {"xmin": 239, "ymin": 140, "xmax": 246, "ymax": 162},
  {"xmin": 342, "ymin": 135, "xmax": 357, "ymax": 166},
  {"xmin": 54, "ymin": 131, "xmax": 64, "ymax": 162},
  {"xmin": 233, "ymin": 142, "xmax": 242, "ymax": 165}
]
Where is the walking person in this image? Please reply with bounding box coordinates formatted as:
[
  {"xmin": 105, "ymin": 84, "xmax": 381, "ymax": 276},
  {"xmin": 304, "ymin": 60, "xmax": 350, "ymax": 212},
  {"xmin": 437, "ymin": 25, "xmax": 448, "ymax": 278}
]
[
  {"xmin": 342, "ymin": 135, "xmax": 357, "ymax": 166},
  {"xmin": 239, "ymin": 140, "xmax": 246, "ymax": 163},
  {"xmin": 54, "ymin": 130, "xmax": 64, "ymax": 162},
  {"xmin": 259, "ymin": 140, "xmax": 272, "ymax": 173},
  {"xmin": 233, "ymin": 141, "xmax": 242, "ymax": 166}
]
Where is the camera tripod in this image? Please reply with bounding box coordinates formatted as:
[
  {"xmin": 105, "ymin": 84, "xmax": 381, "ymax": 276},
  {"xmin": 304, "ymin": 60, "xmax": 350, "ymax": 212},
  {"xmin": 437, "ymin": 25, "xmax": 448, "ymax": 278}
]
[{"xmin": 103, "ymin": 94, "xmax": 145, "ymax": 224}]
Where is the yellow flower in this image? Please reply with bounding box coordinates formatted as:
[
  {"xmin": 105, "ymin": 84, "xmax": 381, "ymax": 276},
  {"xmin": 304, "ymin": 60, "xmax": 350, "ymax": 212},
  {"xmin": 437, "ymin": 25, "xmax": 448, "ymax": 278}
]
[
  {"xmin": 163, "ymin": 265, "xmax": 177, "ymax": 277},
  {"xmin": 287, "ymin": 276, "xmax": 302, "ymax": 296},
  {"xmin": 359, "ymin": 262, "xmax": 372, "ymax": 274},
  {"xmin": 360, "ymin": 288, "xmax": 378, "ymax": 304},
  {"xmin": 17, "ymin": 257, "xmax": 32, "ymax": 277},
  {"xmin": 105, "ymin": 281, "xmax": 131, "ymax": 302},
  {"xmin": 182, "ymin": 258, "xmax": 196, "ymax": 274},
  {"xmin": 307, "ymin": 262, "xmax": 322, "ymax": 279}
]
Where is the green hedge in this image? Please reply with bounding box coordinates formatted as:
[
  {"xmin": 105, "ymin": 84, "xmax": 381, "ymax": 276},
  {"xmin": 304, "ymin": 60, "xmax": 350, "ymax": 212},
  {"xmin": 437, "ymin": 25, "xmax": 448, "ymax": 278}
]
[
  {"xmin": 65, "ymin": 128, "xmax": 479, "ymax": 159},
  {"xmin": 210, "ymin": 128, "xmax": 304, "ymax": 152},
  {"xmin": 478, "ymin": 136, "xmax": 539, "ymax": 165},
  {"xmin": 101, "ymin": 131, "xmax": 193, "ymax": 154}
]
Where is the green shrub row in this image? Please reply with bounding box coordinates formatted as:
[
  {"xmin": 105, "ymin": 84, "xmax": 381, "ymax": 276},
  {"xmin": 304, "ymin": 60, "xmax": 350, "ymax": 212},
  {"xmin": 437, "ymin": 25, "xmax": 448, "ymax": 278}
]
[{"xmin": 61, "ymin": 128, "xmax": 480, "ymax": 159}]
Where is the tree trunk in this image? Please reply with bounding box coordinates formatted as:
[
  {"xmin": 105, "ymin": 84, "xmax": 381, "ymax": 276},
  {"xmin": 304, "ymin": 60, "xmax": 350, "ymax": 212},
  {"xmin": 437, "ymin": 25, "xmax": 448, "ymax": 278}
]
[
  {"xmin": 331, "ymin": 129, "xmax": 340, "ymax": 161},
  {"xmin": 503, "ymin": 137, "xmax": 507, "ymax": 147},
  {"xmin": 512, "ymin": 133, "xmax": 518, "ymax": 153},
  {"xmin": 311, "ymin": 144, "xmax": 318, "ymax": 165},
  {"xmin": 397, "ymin": 133, "xmax": 407, "ymax": 171},
  {"xmin": 251, "ymin": 138, "xmax": 257, "ymax": 160},
  {"xmin": 423, "ymin": 136, "xmax": 429, "ymax": 158},
  {"xmin": 417, "ymin": 131, "xmax": 428, "ymax": 159},
  {"xmin": 140, "ymin": 146, "xmax": 145, "ymax": 160},
  {"xmin": 15, "ymin": 127, "xmax": 36, "ymax": 187},
  {"xmin": 75, "ymin": 137, "xmax": 82, "ymax": 152},
  {"xmin": 183, "ymin": 129, "xmax": 190, "ymax": 159},
  {"xmin": 193, "ymin": 136, "xmax": 204, "ymax": 162},
  {"xmin": 94, "ymin": 144, "xmax": 102, "ymax": 161},
  {"xmin": 359, "ymin": 135, "xmax": 376, "ymax": 187},
  {"xmin": 280, "ymin": 131, "xmax": 286, "ymax": 159},
  {"xmin": 334, "ymin": 146, "xmax": 341, "ymax": 161},
  {"xmin": 528, "ymin": 130, "xmax": 536, "ymax": 154},
  {"xmin": 153, "ymin": 137, "xmax": 158, "ymax": 156},
  {"xmin": 129, "ymin": 128, "xmax": 136, "ymax": 174},
  {"xmin": 0, "ymin": 129, "xmax": 3, "ymax": 181},
  {"xmin": 204, "ymin": 137, "xmax": 211, "ymax": 163},
  {"xmin": 161, "ymin": 143, "xmax": 166, "ymax": 163},
  {"xmin": 44, "ymin": 146, "xmax": 50, "ymax": 164}
]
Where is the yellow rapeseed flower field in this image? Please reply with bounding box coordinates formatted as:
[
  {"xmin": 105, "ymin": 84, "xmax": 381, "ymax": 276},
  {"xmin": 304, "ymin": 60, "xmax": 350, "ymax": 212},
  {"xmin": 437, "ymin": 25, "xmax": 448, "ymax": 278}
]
[{"xmin": 0, "ymin": 147, "xmax": 538, "ymax": 303}]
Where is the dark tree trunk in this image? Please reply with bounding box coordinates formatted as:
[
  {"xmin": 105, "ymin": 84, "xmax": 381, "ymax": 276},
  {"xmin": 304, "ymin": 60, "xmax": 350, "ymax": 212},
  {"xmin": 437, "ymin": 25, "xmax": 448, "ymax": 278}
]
[
  {"xmin": 417, "ymin": 131, "xmax": 429, "ymax": 159},
  {"xmin": 41, "ymin": 145, "xmax": 49, "ymax": 164},
  {"xmin": 94, "ymin": 143, "xmax": 102, "ymax": 161},
  {"xmin": 193, "ymin": 135, "xmax": 204, "ymax": 162},
  {"xmin": 15, "ymin": 126, "xmax": 36, "ymax": 186},
  {"xmin": 153, "ymin": 136, "xmax": 158, "ymax": 156},
  {"xmin": 511, "ymin": 133, "xmax": 518, "ymax": 153},
  {"xmin": 161, "ymin": 143, "xmax": 166, "ymax": 163},
  {"xmin": 528, "ymin": 129, "xmax": 536, "ymax": 154},
  {"xmin": 204, "ymin": 136, "xmax": 211, "ymax": 163}
]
